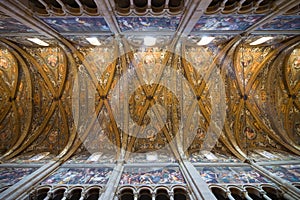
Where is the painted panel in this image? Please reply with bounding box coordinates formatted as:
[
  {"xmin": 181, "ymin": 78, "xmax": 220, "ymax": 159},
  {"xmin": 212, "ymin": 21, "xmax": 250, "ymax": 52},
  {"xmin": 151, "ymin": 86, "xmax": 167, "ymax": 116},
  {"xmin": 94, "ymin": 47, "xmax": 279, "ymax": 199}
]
[
  {"xmin": 197, "ymin": 166, "xmax": 271, "ymax": 184},
  {"xmin": 42, "ymin": 17, "xmax": 111, "ymax": 32},
  {"xmin": 192, "ymin": 15, "xmax": 263, "ymax": 31},
  {"xmin": 41, "ymin": 167, "xmax": 113, "ymax": 184},
  {"xmin": 8, "ymin": 152, "xmax": 55, "ymax": 164},
  {"xmin": 116, "ymin": 16, "xmax": 181, "ymax": 32},
  {"xmin": 65, "ymin": 152, "xmax": 91, "ymax": 164},
  {"xmin": 64, "ymin": 35, "xmax": 114, "ymax": 46},
  {"xmin": 249, "ymin": 150, "xmax": 300, "ymax": 161},
  {"xmin": 66, "ymin": 152, "xmax": 115, "ymax": 164},
  {"xmin": 0, "ymin": 18, "xmax": 37, "ymax": 33},
  {"xmin": 23, "ymin": 47, "xmax": 69, "ymax": 154},
  {"xmin": 3, "ymin": 35, "xmax": 56, "ymax": 47},
  {"xmin": 0, "ymin": 47, "xmax": 21, "ymax": 153},
  {"xmin": 127, "ymin": 151, "xmax": 176, "ymax": 163},
  {"xmin": 0, "ymin": 167, "xmax": 37, "ymax": 188},
  {"xmin": 189, "ymin": 151, "xmax": 240, "ymax": 163},
  {"xmin": 120, "ymin": 167, "xmax": 185, "ymax": 185},
  {"xmin": 264, "ymin": 165, "xmax": 300, "ymax": 182},
  {"xmin": 258, "ymin": 16, "xmax": 300, "ymax": 30}
]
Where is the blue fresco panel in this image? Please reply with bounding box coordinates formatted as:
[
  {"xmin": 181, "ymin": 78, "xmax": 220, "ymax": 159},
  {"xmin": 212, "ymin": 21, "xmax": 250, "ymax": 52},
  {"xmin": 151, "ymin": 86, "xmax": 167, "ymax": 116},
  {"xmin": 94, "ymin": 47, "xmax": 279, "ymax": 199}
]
[
  {"xmin": 263, "ymin": 165, "xmax": 300, "ymax": 182},
  {"xmin": 42, "ymin": 17, "xmax": 111, "ymax": 32},
  {"xmin": 117, "ymin": 16, "xmax": 181, "ymax": 32},
  {"xmin": 258, "ymin": 16, "xmax": 300, "ymax": 30},
  {"xmin": 197, "ymin": 166, "xmax": 271, "ymax": 184},
  {"xmin": 0, "ymin": 167, "xmax": 37, "ymax": 188},
  {"xmin": 0, "ymin": 18, "xmax": 37, "ymax": 33},
  {"xmin": 41, "ymin": 167, "xmax": 113, "ymax": 185},
  {"xmin": 192, "ymin": 15, "xmax": 263, "ymax": 31},
  {"xmin": 120, "ymin": 167, "xmax": 185, "ymax": 185}
]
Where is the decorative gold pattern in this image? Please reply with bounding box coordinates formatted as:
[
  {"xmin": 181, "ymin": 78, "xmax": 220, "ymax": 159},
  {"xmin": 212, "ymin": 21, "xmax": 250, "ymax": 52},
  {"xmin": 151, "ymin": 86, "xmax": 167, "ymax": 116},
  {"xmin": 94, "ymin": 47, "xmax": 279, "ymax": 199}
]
[{"xmin": 0, "ymin": 37, "xmax": 299, "ymax": 162}]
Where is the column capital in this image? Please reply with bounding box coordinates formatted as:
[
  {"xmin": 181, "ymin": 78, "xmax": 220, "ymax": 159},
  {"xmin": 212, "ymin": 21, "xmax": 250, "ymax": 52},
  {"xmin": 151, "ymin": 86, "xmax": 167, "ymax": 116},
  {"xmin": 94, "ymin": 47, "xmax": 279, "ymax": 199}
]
[
  {"xmin": 44, "ymin": 191, "xmax": 53, "ymax": 200},
  {"xmin": 79, "ymin": 190, "xmax": 86, "ymax": 200},
  {"xmin": 133, "ymin": 191, "xmax": 139, "ymax": 200},
  {"xmin": 151, "ymin": 191, "xmax": 156, "ymax": 200},
  {"xmin": 133, "ymin": 191, "xmax": 139, "ymax": 196},
  {"xmin": 179, "ymin": 160, "xmax": 217, "ymax": 199}
]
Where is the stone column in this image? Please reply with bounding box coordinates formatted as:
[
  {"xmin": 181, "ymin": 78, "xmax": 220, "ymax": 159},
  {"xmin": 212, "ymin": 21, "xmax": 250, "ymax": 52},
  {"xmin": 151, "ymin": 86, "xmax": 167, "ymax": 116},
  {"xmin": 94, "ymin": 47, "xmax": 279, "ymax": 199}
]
[
  {"xmin": 169, "ymin": 191, "xmax": 174, "ymax": 200},
  {"xmin": 151, "ymin": 191, "xmax": 156, "ymax": 200},
  {"xmin": 226, "ymin": 191, "xmax": 235, "ymax": 200},
  {"xmin": 250, "ymin": 162, "xmax": 300, "ymax": 199},
  {"xmin": 282, "ymin": 193, "xmax": 298, "ymax": 200},
  {"xmin": 43, "ymin": 191, "xmax": 53, "ymax": 200},
  {"xmin": 179, "ymin": 160, "xmax": 217, "ymax": 200},
  {"xmin": 186, "ymin": 189, "xmax": 195, "ymax": 200},
  {"xmin": 99, "ymin": 162, "xmax": 124, "ymax": 200},
  {"xmin": 243, "ymin": 190, "xmax": 253, "ymax": 200},
  {"xmin": 134, "ymin": 192, "xmax": 138, "ymax": 200},
  {"xmin": 258, "ymin": 186, "xmax": 274, "ymax": 200},
  {"xmin": 98, "ymin": 188, "xmax": 104, "ymax": 200},
  {"xmin": 0, "ymin": 161, "xmax": 61, "ymax": 200},
  {"xmin": 261, "ymin": 193, "xmax": 272, "ymax": 200},
  {"xmin": 79, "ymin": 190, "xmax": 86, "ymax": 200},
  {"xmin": 61, "ymin": 190, "xmax": 69, "ymax": 200}
]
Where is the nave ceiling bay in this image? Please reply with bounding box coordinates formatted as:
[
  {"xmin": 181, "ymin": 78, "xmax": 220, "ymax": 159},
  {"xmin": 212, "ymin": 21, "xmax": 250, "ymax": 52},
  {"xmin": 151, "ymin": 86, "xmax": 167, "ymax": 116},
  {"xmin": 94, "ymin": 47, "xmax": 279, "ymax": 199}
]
[{"xmin": 0, "ymin": 0, "xmax": 299, "ymax": 163}]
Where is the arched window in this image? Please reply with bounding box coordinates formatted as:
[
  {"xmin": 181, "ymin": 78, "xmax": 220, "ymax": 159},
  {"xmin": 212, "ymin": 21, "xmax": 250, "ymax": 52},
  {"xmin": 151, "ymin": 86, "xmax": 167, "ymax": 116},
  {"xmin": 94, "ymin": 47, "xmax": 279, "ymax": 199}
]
[
  {"xmin": 86, "ymin": 188, "xmax": 100, "ymax": 200},
  {"xmin": 174, "ymin": 188, "xmax": 187, "ymax": 200},
  {"xmin": 229, "ymin": 187, "xmax": 244, "ymax": 200},
  {"xmin": 168, "ymin": 0, "xmax": 182, "ymax": 7},
  {"xmin": 133, "ymin": 0, "xmax": 147, "ymax": 7},
  {"xmin": 120, "ymin": 188, "xmax": 134, "ymax": 200},
  {"xmin": 52, "ymin": 189, "xmax": 65, "ymax": 200},
  {"xmin": 133, "ymin": 0, "xmax": 147, "ymax": 13},
  {"xmin": 293, "ymin": 183, "xmax": 300, "ymax": 190},
  {"xmin": 36, "ymin": 188, "xmax": 50, "ymax": 200},
  {"xmin": 116, "ymin": 0, "xmax": 130, "ymax": 9},
  {"xmin": 211, "ymin": 187, "xmax": 228, "ymax": 200},
  {"xmin": 151, "ymin": 0, "xmax": 165, "ymax": 13},
  {"xmin": 262, "ymin": 186, "xmax": 285, "ymax": 200},
  {"xmin": 155, "ymin": 189, "xmax": 169, "ymax": 200},
  {"xmin": 69, "ymin": 188, "xmax": 82, "ymax": 200},
  {"xmin": 245, "ymin": 187, "xmax": 263, "ymax": 200},
  {"xmin": 138, "ymin": 189, "xmax": 152, "ymax": 200},
  {"xmin": 168, "ymin": 0, "xmax": 183, "ymax": 12}
]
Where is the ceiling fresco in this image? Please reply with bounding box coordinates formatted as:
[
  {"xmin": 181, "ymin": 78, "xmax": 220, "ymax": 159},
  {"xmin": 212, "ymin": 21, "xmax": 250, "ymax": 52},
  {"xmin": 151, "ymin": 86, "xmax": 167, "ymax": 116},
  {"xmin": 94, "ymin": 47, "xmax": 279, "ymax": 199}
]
[
  {"xmin": 0, "ymin": 167, "xmax": 37, "ymax": 189},
  {"xmin": 191, "ymin": 15, "xmax": 263, "ymax": 32},
  {"xmin": 0, "ymin": 45, "xmax": 32, "ymax": 154},
  {"xmin": 64, "ymin": 35, "xmax": 114, "ymax": 46},
  {"xmin": 42, "ymin": 17, "xmax": 111, "ymax": 33},
  {"xmin": 8, "ymin": 152, "xmax": 55, "ymax": 164},
  {"xmin": 0, "ymin": 2, "xmax": 299, "ymax": 196},
  {"xmin": 197, "ymin": 166, "xmax": 272, "ymax": 184},
  {"xmin": 41, "ymin": 167, "xmax": 113, "ymax": 185},
  {"xmin": 258, "ymin": 15, "xmax": 300, "ymax": 31},
  {"xmin": 0, "ymin": 37, "xmax": 299, "ymax": 163},
  {"xmin": 120, "ymin": 167, "xmax": 185, "ymax": 185},
  {"xmin": 0, "ymin": 17, "xmax": 37, "ymax": 34},
  {"xmin": 267, "ymin": 45, "xmax": 300, "ymax": 147},
  {"xmin": 2, "ymin": 35, "xmax": 58, "ymax": 47},
  {"xmin": 263, "ymin": 165, "xmax": 300, "ymax": 183},
  {"xmin": 116, "ymin": 16, "xmax": 182, "ymax": 32},
  {"xmin": 0, "ymin": 1, "xmax": 299, "ymax": 199},
  {"xmin": 65, "ymin": 151, "xmax": 115, "ymax": 164}
]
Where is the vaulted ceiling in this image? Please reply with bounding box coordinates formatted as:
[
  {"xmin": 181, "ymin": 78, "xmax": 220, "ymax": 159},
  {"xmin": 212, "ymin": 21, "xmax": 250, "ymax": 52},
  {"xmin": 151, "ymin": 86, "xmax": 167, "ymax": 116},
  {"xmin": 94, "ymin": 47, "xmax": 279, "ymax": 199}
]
[{"xmin": 0, "ymin": 0, "xmax": 299, "ymax": 163}]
